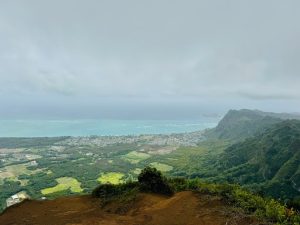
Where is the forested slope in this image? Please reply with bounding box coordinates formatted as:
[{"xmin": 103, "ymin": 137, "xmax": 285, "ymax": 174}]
[{"xmin": 213, "ymin": 119, "xmax": 300, "ymax": 206}]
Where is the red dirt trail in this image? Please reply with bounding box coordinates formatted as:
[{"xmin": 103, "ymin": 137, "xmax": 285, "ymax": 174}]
[{"xmin": 0, "ymin": 191, "xmax": 266, "ymax": 225}]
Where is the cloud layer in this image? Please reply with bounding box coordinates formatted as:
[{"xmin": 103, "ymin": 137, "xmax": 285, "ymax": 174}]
[{"xmin": 0, "ymin": 0, "xmax": 300, "ymax": 118}]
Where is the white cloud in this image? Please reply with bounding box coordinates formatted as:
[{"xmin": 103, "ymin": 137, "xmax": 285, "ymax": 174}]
[{"xmin": 0, "ymin": 0, "xmax": 300, "ymax": 117}]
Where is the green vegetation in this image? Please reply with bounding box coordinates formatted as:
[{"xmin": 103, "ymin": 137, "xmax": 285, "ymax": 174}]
[
  {"xmin": 92, "ymin": 182, "xmax": 139, "ymax": 210},
  {"xmin": 122, "ymin": 151, "xmax": 151, "ymax": 163},
  {"xmin": 41, "ymin": 177, "xmax": 83, "ymax": 195},
  {"xmin": 0, "ymin": 137, "xmax": 69, "ymax": 148},
  {"xmin": 93, "ymin": 167, "xmax": 175, "ymax": 198},
  {"xmin": 0, "ymin": 180, "xmax": 22, "ymax": 211},
  {"xmin": 214, "ymin": 120, "xmax": 300, "ymax": 207},
  {"xmin": 93, "ymin": 167, "xmax": 300, "ymax": 225},
  {"xmin": 92, "ymin": 167, "xmax": 174, "ymax": 211},
  {"xmin": 97, "ymin": 172, "xmax": 125, "ymax": 184},
  {"xmin": 149, "ymin": 162, "xmax": 173, "ymax": 172},
  {"xmin": 206, "ymin": 109, "xmax": 284, "ymax": 142},
  {"xmin": 138, "ymin": 167, "xmax": 174, "ymax": 195},
  {"xmin": 0, "ymin": 164, "xmax": 30, "ymax": 179},
  {"xmin": 154, "ymin": 140, "xmax": 229, "ymax": 178},
  {"xmin": 192, "ymin": 181, "xmax": 300, "ymax": 224}
]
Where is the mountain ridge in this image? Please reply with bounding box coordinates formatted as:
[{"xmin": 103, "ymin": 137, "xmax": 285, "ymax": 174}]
[
  {"xmin": 213, "ymin": 119, "xmax": 300, "ymax": 205},
  {"xmin": 206, "ymin": 109, "xmax": 300, "ymax": 142}
]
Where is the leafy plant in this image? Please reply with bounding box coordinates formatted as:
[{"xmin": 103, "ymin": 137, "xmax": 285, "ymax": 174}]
[{"xmin": 138, "ymin": 166, "xmax": 174, "ymax": 195}]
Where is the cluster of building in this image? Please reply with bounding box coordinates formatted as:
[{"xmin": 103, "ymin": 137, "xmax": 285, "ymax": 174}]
[
  {"xmin": 59, "ymin": 135, "xmax": 141, "ymax": 147},
  {"xmin": 57, "ymin": 131, "xmax": 205, "ymax": 148}
]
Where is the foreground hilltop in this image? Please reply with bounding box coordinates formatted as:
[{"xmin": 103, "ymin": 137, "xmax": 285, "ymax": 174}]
[{"xmin": 0, "ymin": 191, "xmax": 262, "ymax": 225}]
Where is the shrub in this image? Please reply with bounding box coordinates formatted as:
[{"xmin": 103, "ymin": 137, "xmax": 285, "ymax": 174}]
[
  {"xmin": 193, "ymin": 182, "xmax": 299, "ymax": 224},
  {"xmin": 92, "ymin": 182, "xmax": 139, "ymax": 209},
  {"xmin": 138, "ymin": 167, "xmax": 174, "ymax": 195},
  {"xmin": 197, "ymin": 182, "xmax": 220, "ymax": 195},
  {"xmin": 92, "ymin": 183, "xmax": 116, "ymax": 198},
  {"xmin": 168, "ymin": 177, "xmax": 188, "ymax": 192},
  {"xmin": 265, "ymin": 199, "xmax": 287, "ymax": 222},
  {"xmin": 187, "ymin": 178, "xmax": 202, "ymax": 190},
  {"xmin": 92, "ymin": 182, "xmax": 137, "ymax": 198},
  {"xmin": 92, "ymin": 182, "xmax": 138, "ymax": 199},
  {"xmin": 232, "ymin": 188, "xmax": 265, "ymax": 213}
]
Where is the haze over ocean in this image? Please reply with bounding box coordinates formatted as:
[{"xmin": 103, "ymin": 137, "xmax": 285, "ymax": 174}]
[{"xmin": 0, "ymin": 118, "xmax": 219, "ymax": 137}]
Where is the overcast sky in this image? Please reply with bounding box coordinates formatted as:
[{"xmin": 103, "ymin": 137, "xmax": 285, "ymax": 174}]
[{"xmin": 0, "ymin": 0, "xmax": 300, "ymax": 119}]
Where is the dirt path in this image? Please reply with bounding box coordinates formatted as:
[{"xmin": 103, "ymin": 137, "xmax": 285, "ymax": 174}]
[{"xmin": 0, "ymin": 191, "xmax": 265, "ymax": 225}]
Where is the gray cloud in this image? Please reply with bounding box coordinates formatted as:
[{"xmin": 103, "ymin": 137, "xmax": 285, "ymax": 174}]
[
  {"xmin": 0, "ymin": 0, "xmax": 300, "ymax": 118},
  {"xmin": 236, "ymin": 91, "xmax": 299, "ymax": 101}
]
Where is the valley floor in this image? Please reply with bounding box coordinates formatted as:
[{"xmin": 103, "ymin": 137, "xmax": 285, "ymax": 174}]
[{"xmin": 0, "ymin": 191, "xmax": 265, "ymax": 225}]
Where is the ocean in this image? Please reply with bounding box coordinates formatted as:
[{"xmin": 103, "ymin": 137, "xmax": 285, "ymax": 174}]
[{"xmin": 0, "ymin": 118, "xmax": 220, "ymax": 137}]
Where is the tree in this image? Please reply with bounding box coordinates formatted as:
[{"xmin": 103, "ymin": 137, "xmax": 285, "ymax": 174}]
[{"xmin": 138, "ymin": 167, "xmax": 173, "ymax": 195}]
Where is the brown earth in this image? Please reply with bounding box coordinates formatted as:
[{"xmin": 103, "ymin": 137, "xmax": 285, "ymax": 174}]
[{"xmin": 0, "ymin": 191, "xmax": 268, "ymax": 225}]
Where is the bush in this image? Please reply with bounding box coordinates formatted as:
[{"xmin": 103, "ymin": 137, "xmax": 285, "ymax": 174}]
[
  {"xmin": 187, "ymin": 178, "xmax": 202, "ymax": 190},
  {"xmin": 192, "ymin": 181, "xmax": 299, "ymax": 224},
  {"xmin": 92, "ymin": 167, "xmax": 174, "ymax": 200},
  {"xmin": 92, "ymin": 182, "xmax": 138, "ymax": 198},
  {"xmin": 231, "ymin": 187, "xmax": 265, "ymax": 213},
  {"xmin": 168, "ymin": 177, "xmax": 188, "ymax": 192},
  {"xmin": 264, "ymin": 199, "xmax": 286, "ymax": 222},
  {"xmin": 92, "ymin": 182, "xmax": 139, "ymax": 210},
  {"xmin": 138, "ymin": 167, "xmax": 174, "ymax": 195}
]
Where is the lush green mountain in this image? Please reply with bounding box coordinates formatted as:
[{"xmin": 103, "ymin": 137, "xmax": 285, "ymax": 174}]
[
  {"xmin": 205, "ymin": 109, "xmax": 300, "ymax": 142},
  {"xmin": 215, "ymin": 119, "xmax": 300, "ymax": 205}
]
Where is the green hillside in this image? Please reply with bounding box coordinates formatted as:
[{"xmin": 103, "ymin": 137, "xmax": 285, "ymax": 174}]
[{"xmin": 214, "ymin": 120, "xmax": 300, "ymax": 206}]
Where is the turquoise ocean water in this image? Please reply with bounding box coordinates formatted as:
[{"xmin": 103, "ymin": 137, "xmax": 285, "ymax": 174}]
[{"xmin": 0, "ymin": 118, "xmax": 220, "ymax": 137}]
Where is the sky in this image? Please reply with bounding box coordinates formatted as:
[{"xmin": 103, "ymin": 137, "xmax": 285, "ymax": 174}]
[{"xmin": 0, "ymin": 0, "xmax": 300, "ymax": 119}]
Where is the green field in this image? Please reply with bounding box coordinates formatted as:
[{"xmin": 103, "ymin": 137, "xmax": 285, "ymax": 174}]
[
  {"xmin": 0, "ymin": 163, "xmax": 42, "ymax": 183},
  {"xmin": 41, "ymin": 177, "xmax": 83, "ymax": 195},
  {"xmin": 150, "ymin": 162, "xmax": 173, "ymax": 172},
  {"xmin": 0, "ymin": 164, "xmax": 31, "ymax": 179},
  {"xmin": 122, "ymin": 151, "xmax": 151, "ymax": 164},
  {"xmin": 159, "ymin": 141, "xmax": 229, "ymax": 176},
  {"xmin": 97, "ymin": 172, "xmax": 125, "ymax": 184}
]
